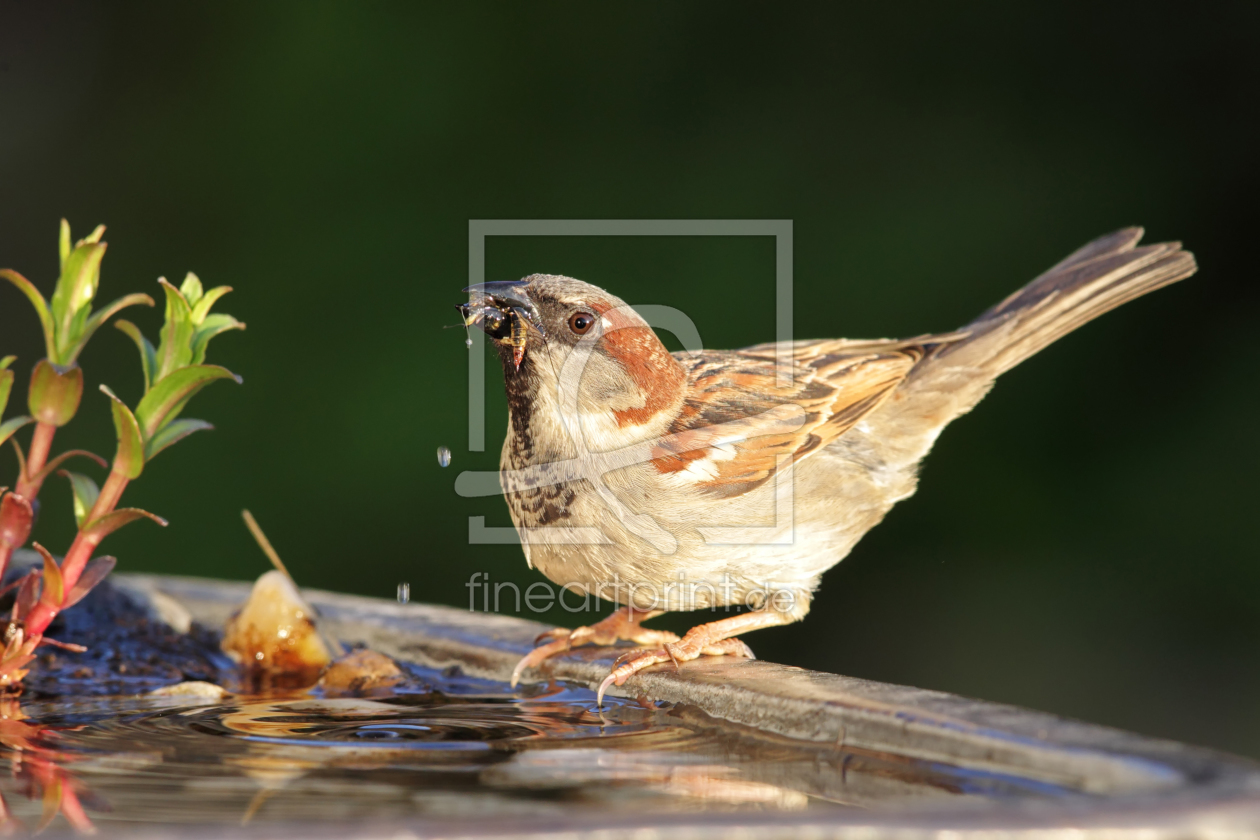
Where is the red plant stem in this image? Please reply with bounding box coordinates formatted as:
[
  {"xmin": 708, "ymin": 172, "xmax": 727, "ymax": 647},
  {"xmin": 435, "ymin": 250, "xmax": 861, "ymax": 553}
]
[
  {"xmin": 24, "ymin": 469, "xmax": 129, "ymax": 637},
  {"xmin": 14, "ymin": 421, "xmax": 56, "ymax": 498},
  {"xmin": 0, "ymin": 541, "xmax": 15, "ymax": 587},
  {"xmin": 83, "ymin": 468, "xmax": 128, "ymax": 531},
  {"xmin": 0, "ymin": 422, "xmax": 58, "ymax": 581}
]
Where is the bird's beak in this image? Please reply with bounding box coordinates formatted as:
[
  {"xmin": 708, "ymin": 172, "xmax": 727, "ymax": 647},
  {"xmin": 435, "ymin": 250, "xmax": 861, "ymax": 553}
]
[
  {"xmin": 465, "ymin": 281, "xmax": 534, "ymax": 313},
  {"xmin": 458, "ymin": 281, "xmax": 545, "ymax": 371},
  {"xmin": 458, "ymin": 281, "xmax": 545, "ymax": 336}
]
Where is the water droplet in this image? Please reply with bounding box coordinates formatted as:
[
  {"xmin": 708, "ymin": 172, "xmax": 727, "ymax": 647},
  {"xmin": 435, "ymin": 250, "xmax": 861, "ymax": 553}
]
[
  {"xmin": 397, "ymin": 583, "xmax": 410, "ymax": 604},
  {"xmin": 465, "ymin": 337, "xmax": 473, "ymax": 348},
  {"xmin": 437, "ymin": 446, "xmax": 451, "ymax": 468}
]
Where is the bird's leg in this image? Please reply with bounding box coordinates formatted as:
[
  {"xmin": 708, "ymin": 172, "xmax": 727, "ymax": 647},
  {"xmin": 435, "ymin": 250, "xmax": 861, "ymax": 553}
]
[
  {"xmin": 510, "ymin": 606, "xmax": 680, "ymax": 687},
  {"xmin": 596, "ymin": 610, "xmax": 790, "ymax": 705}
]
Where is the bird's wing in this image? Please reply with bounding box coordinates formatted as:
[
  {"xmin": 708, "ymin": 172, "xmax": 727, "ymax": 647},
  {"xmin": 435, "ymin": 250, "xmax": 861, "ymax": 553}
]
[
  {"xmin": 739, "ymin": 331, "xmax": 969, "ymax": 363},
  {"xmin": 650, "ymin": 343, "xmax": 928, "ymax": 497}
]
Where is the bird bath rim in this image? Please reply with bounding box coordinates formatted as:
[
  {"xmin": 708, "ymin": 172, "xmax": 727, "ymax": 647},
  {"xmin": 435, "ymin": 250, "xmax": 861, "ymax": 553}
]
[{"xmin": 49, "ymin": 568, "xmax": 1254, "ymax": 839}]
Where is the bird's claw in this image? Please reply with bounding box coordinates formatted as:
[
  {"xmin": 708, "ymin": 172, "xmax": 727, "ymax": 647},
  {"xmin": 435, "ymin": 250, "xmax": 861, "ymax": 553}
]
[
  {"xmin": 510, "ymin": 636, "xmax": 575, "ymax": 688},
  {"xmin": 595, "ymin": 637, "xmax": 755, "ymax": 706},
  {"xmin": 598, "ymin": 648, "xmax": 673, "ymax": 706},
  {"xmin": 512, "ymin": 612, "xmax": 754, "ymax": 703},
  {"xmin": 510, "ymin": 610, "xmax": 681, "ymax": 689},
  {"xmin": 533, "ymin": 626, "xmax": 571, "ymax": 646},
  {"xmin": 513, "ymin": 624, "xmax": 602, "ymax": 687}
]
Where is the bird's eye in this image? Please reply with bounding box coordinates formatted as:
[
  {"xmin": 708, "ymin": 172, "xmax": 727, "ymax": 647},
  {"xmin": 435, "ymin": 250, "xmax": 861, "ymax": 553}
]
[{"xmin": 568, "ymin": 312, "xmax": 595, "ymax": 335}]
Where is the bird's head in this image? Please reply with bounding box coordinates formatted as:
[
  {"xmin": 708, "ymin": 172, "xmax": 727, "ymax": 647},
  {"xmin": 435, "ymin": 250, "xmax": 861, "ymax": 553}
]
[{"xmin": 458, "ymin": 274, "xmax": 686, "ymax": 444}]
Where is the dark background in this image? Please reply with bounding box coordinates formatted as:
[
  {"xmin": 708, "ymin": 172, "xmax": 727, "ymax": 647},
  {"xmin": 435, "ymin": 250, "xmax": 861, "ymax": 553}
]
[{"xmin": 2, "ymin": 3, "xmax": 1257, "ymax": 757}]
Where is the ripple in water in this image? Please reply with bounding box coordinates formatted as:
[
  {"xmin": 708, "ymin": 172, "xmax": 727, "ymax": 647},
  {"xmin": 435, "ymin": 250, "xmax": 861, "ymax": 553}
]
[{"xmin": 4, "ymin": 667, "xmax": 1092, "ymax": 831}]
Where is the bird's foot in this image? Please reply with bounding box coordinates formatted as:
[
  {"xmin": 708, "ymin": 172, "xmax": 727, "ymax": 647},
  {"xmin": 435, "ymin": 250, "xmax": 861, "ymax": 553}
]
[
  {"xmin": 596, "ymin": 629, "xmax": 755, "ymax": 706},
  {"xmin": 510, "ymin": 607, "xmax": 679, "ymax": 688}
]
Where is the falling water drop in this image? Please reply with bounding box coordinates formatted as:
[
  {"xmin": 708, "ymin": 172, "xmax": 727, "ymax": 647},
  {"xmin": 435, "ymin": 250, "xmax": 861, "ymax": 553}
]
[
  {"xmin": 465, "ymin": 337, "xmax": 473, "ymax": 348},
  {"xmin": 437, "ymin": 446, "xmax": 452, "ymax": 468},
  {"xmin": 397, "ymin": 583, "xmax": 410, "ymax": 604}
]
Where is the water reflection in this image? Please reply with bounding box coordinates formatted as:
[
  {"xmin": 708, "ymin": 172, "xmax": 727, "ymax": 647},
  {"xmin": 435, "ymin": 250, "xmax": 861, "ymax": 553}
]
[
  {"xmin": 0, "ymin": 669, "xmax": 1094, "ymax": 833},
  {"xmin": 0, "ymin": 698, "xmax": 95, "ymax": 834}
]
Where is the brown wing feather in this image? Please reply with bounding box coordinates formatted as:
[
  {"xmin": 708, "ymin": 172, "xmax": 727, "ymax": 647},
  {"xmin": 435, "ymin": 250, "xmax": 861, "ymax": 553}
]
[
  {"xmin": 740, "ymin": 331, "xmax": 969, "ymax": 363},
  {"xmin": 651, "ymin": 344, "xmax": 925, "ymax": 497}
]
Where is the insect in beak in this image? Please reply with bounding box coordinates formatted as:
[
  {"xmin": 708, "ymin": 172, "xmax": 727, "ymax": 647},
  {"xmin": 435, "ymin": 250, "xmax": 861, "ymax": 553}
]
[
  {"xmin": 509, "ymin": 310, "xmax": 528, "ymax": 370},
  {"xmin": 457, "ymin": 282, "xmax": 545, "ymax": 372}
]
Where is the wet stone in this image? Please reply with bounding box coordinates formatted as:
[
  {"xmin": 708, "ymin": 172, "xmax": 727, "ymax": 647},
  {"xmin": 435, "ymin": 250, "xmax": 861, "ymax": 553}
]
[{"xmin": 319, "ymin": 649, "xmax": 406, "ymax": 697}]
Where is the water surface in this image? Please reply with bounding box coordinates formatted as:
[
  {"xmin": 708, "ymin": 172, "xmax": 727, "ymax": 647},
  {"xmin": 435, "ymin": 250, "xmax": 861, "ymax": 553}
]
[{"xmin": 3, "ymin": 664, "xmax": 1093, "ymax": 832}]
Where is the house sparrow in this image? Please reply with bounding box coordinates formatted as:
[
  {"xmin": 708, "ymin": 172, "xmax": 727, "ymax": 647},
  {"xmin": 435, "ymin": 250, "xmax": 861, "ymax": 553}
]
[{"xmin": 458, "ymin": 228, "xmax": 1195, "ymax": 704}]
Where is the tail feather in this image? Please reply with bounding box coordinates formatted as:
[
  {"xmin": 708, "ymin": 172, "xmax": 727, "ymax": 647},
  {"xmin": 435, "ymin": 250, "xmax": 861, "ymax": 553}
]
[
  {"xmin": 1045, "ymin": 226, "xmax": 1147, "ymax": 274},
  {"xmin": 877, "ymin": 228, "xmax": 1197, "ymax": 461},
  {"xmin": 956, "ymin": 229, "xmax": 1195, "ymax": 376}
]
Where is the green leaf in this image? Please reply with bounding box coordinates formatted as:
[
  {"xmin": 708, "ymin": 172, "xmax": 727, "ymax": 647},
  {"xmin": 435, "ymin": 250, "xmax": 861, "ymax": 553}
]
[
  {"xmin": 179, "ymin": 272, "xmax": 204, "ymax": 307},
  {"xmin": 0, "ymin": 269, "xmax": 54, "ymax": 359},
  {"xmin": 50, "ymin": 241, "xmax": 107, "ymax": 362},
  {"xmin": 73, "ymin": 292, "xmax": 155, "ymax": 364},
  {"xmin": 33, "ymin": 543, "xmax": 63, "ymax": 609},
  {"xmin": 60, "ymin": 471, "xmax": 100, "ymax": 528},
  {"xmin": 0, "ymin": 359, "xmax": 14, "ymax": 421},
  {"xmin": 154, "ymin": 278, "xmax": 194, "ymax": 383},
  {"xmin": 190, "ymin": 313, "xmax": 246, "ymax": 365},
  {"xmin": 190, "ymin": 285, "xmax": 233, "ymax": 324},
  {"xmin": 58, "ymin": 219, "xmax": 71, "ymax": 270},
  {"xmin": 0, "ymin": 366, "xmax": 11, "ymax": 418},
  {"xmin": 0, "ymin": 416, "xmax": 33, "ymax": 449},
  {"xmin": 114, "ymin": 319, "xmax": 158, "ymax": 393},
  {"xmin": 63, "ymin": 556, "xmax": 117, "ymax": 608},
  {"xmin": 81, "ymin": 507, "xmax": 167, "ymax": 542},
  {"xmin": 81, "ymin": 224, "xmax": 106, "ymax": 245},
  {"xmin": 144, "ymin": 418, "xmax": 214, "ymax": 461},
  {"xmin": 134, "ymin": 364, "xmax": 241, "ymax": 440},
  {"xmin": 100, "ymin": 384, "xmax": 145, "ymax": 479}
]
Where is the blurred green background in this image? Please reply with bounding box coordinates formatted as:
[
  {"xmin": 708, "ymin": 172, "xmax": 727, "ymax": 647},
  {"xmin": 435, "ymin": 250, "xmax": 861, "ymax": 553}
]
[{"xmin": 2, "ymin": 2, "xmax": 1258, "ymax": 757}]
